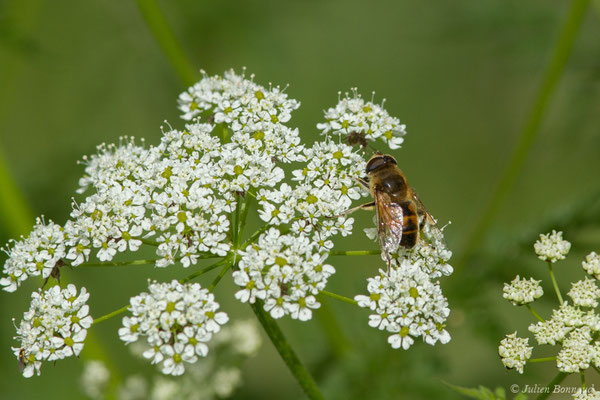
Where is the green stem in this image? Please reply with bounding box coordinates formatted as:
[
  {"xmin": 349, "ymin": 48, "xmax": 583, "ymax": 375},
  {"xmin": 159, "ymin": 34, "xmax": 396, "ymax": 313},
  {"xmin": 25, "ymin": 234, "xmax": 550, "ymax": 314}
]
[
  {"xmin": 237, "ymin": 194, "xmax": 253, "ymax": 243},
  {"xmin": 208, "ymin": 260, "xmax": 234, "ymax": 292},
  {"xmin": 320, "ymin": 290, "xmax": 359, "ymax": 307},
  {"xmin": 547, "ymin": 261, "xmax": 564, "ymax": 304},
  {"xmin": 78, "ymin": 259, "xmax": 161, "ymax": 268},
  {"xmin": 528, "ymin": 357, "xmax": 556, "ymax": 363},
  {"xmin": 241, "ymin": 223, "xmax": 272, "ymax": 249},
  {"xmin": 456, "ymin": 0, "xmax": 591, "ymax": 271},
  {"xmin": 593, "ymin": 364, "xmax": 600, "ymax": 376},
  {"xmin": 581, "ymin": 371, "xmax": 585, "ymax": 389},
  {"xmin": 180, "ymin": 257, "xmax": 231, "ymax": 284},
  {"xmin": 329, "ymin": 249, "xmax": 380, "ymax": 256},
  {"xmin": 250, "ymin": 301, "xmax": 325, "ymax": 400},
  {"xmin": 134, "ymin": 0, "xmax": 198, "ymax": 87},
  {"xmin": 92, "ymin": 305, "xmax": 130, "ymax": 326},
  {"xmin": 140, "ymin": 238, "xmax": 159, "ymax": 247},
  {"xmin": 535, "ymin": 372, "xmax": 568, "ymax": 400},
  {"xmin": 526, "ymin": 304, "xmax": 545, "ymax": 322}
]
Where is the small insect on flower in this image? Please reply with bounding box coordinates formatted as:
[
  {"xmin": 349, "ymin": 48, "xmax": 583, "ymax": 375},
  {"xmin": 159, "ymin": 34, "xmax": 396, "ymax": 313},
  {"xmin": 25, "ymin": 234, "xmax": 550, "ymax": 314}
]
[{"xmin": 341, "ymin": 152, "xmax": 440, "ymax": 270}]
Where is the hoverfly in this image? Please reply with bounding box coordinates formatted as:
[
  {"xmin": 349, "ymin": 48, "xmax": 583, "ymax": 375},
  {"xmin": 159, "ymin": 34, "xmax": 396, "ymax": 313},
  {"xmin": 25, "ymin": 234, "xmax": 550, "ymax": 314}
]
[{"xmin": 343, "ymin": 153, "xmax": 438, "ymax": 270}]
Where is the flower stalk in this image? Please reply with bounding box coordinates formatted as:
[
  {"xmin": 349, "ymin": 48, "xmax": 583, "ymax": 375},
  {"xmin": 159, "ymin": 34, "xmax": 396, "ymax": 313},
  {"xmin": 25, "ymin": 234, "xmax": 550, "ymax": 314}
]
[{"xmin": 250, "ymin": 301, "xmax": 325, "ymax": 400}]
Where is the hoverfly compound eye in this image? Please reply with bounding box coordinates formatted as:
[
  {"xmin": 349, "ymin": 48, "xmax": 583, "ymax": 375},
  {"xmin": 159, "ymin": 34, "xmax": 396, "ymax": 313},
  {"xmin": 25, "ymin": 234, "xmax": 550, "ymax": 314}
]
[
  {"xmin": 384, "ymin": 155, "xmax": 397, "ymax": 165},
  {"xmin": 366, "ymin": 156, "xmax": 387, "ymax": 174}
]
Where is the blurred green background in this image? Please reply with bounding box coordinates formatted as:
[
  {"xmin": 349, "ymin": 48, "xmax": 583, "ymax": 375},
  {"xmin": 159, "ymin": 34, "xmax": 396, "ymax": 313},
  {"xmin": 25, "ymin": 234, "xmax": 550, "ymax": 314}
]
[{"xmin": 1, "ymin": 0, "xmax": 600, "ymax": 399}]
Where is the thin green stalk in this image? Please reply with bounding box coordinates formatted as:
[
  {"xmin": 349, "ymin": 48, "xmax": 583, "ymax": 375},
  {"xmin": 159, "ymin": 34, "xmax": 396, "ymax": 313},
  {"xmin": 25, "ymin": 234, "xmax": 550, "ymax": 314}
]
[
  {"xmin": 547, "ymin": 261, "xmax": 564, "ymax": 304},
  {"xmin": 535, "ymin": 372, "xmax": 568, "ymax": 400},
  {"xmin": 208, "ymin": 260, "xmax": 234, "ymax": 292},
  {"xmin": 241, "ymin": 223, "xmax": 272, "ymax": 248},
  {"xmin": 180, "ymin": 257, "xmax": 231, "ymax": 284},
  {"xmin": 581, "ymin": 371, "xmax": 585, "ymax": 389},
  {"xmin": 320, "ymin": 290, "xmax": 359, "ymax": 307},
  {"xmin": 250, "ymin": 301, "xmax": 325, "ymax": 400},
  {"xmin": 92, "ymin": 305, "xmax": 130, "ymax": 326},
  {"xmin": 78, "ymin": 259, "xmax": 161, "ymax": 268},
  {"xmin": 134, "ymin": 0, "xmax": 198, "ymax": 87},
  {"xmin": 528, "ymin": 357, "xmax": 556, "ymax": 363},
  {"xmin": 140, "ymin": 238, "xmax": 159, "ymax": 247},
  {"xmin": 237, "ymin": 195, "xmax": 253, "ymax": 243},
  {"xmin": 526, "ymin": 304, "xmax": 545, "ymax": 322},
  {"xmin": 593, "ymin": 364, "xmax": 600, "ymax": 376},
  {"xmin": 329, "ymin": 249, "xmax": 380, "ymax": 256},
  {"xmin": 457, "ymin": 0, "xmax": 591, "ymax": 271}
]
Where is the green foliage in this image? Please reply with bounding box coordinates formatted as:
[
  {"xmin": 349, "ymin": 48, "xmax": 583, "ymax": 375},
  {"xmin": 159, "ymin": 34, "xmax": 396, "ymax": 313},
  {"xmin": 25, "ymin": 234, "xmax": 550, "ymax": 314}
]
[{"xmin": 445, "ymin": 383, "xmax": 528, "ymax": 400}]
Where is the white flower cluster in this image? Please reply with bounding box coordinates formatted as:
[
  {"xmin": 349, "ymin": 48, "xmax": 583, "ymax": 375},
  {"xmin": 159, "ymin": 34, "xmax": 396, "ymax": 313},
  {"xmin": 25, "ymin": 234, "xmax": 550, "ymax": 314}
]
[
  {"xmin": 498, "ymin": 332, "xmax": 532, "ymax": 374},
  {"xmin": 355, "ymin": 258, "xmax": 451, "ymax": 350},
  {"xmin": 111, "ymin": 319, "xmax": 262, "ymax": 400},
  {"xmin": 234, "ymin": 228, "xmax": 333, "ymax": 321},
  {"xmin": 1, "ymin": 218, "xmax": 66, "ymax": 292},
  {"xmin": 356, "ymin": 223, "xmax": 453, "ymax": 349},
  {"xmin": 503, "ymin": 275, "xmax": 543, "ymax": 306},
  {"xmin": 568, "ymin": 278, "xmax": 600, "ymax": 308},
  {"xmin": 582, "ymin": 252, "xmax": 600, "ymax": 280},
  {"xmin": 500, "ymin": 230, "xmax": 600, "ymax": 379},
  {"xmin": 526, "ymin": 302, "xmax": 600, "ymax": 374},
  {"xmin": 178, "ymin": 69, "xmax": 304, "ymax": 162},
  {"xmin": 13, "ymin": 284, "xmax": 92, "ymax": 377},
  {"xmin": 573, "ymin": 388, "xmax": 600, "ymax": 400},
  {"xmin": 258, "ymin": 140, "xmax": 367, "ymax": 244},
  {"xmin": 119, "ymin": 280, "xmax": 228, "ymax": 376},
  {"xmin": 81, "ymin": 360, "xmax": 110, "ymax": 400},
  {"xmin": 317, "ymin": 90, "xmax": 407, "ymax": 149},
  {"xmin": 534, "ymin": 230, "xmax": 571, "ymax": 263},
  {"xmin": 2, "ymin": 70, "xmax": 309, "ymax": 291}
]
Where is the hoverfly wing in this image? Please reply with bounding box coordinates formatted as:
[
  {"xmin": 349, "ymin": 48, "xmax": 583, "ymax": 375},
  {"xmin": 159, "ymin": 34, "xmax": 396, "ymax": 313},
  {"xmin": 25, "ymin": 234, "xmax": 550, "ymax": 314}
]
[
  {"xmin": 412, "ymin": 191, "xmax": 446, "ymax": 245},
  {"xmin": 375, "ymin": 190, "xmax": 404, "ymax": 259}
]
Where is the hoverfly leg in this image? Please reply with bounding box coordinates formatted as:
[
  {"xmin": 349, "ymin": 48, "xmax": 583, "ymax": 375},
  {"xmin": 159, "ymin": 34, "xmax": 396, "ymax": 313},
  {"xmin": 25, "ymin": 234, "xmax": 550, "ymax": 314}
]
[
  {"xmin": 331, "ymin": 201, "xmax": 375, "ymax": 218},
  {"xmin": 354, "ymin": 177, "xmax": 369, "ymax": 189}
]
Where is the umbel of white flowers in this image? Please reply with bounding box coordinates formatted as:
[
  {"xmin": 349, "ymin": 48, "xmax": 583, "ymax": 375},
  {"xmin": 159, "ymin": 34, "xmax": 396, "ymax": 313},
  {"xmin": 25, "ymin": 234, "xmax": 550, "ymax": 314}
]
[
  {"xmin": 2, "ymin": 69, "xmax": 453, "ymax": 378},
  {"xmin": 499, "ymin": 230, "xmax": 600, "ymax": 400}
]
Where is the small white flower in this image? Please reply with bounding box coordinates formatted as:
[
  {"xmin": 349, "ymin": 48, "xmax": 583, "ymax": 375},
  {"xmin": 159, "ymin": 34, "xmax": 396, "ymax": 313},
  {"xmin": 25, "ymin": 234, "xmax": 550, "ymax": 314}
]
[
  {"xmin": 582, "ymin": 252, "xmax": 600, "ymax": 280},
  {"xmin": 80, "ymin": 360, "xmax": 110, "ymax": 399},
  {"xmin": 12, "ymin": 284, "xmax": 92, "ymax": 377},
  {"xmin": 119, "ymin": 280, "xmax": 227, "ymax": 375},
  {"xmin": 528, "ymin": 318, "xmax": 571, "ymax": 345},
  {"xmin": 1, "ymin": 218, "xmax": 67, "ymax": 292},
  {"xmin": 317, "ymin": 90, "xmax": 406, "ymax": 150},
  {"xmin": 556, "ymin": 328, "xmax": 593, "ymax": 373},
  {"xmin": 572, "ymin": 387, "xmax": 600, "ymax": 400},
  {"xmin": 534, "ymin": 230, "xmax": 571, "ymax": 263},
  {"xmin": 503, "ymin": 275, "xmax": 543, "ymax": 305},
  {"xmin": 212, "ymin": 367, "xmax": 242, "ymax": 398},
  {"xmin": 568, "ymin": 278, "xmax": 600, "ymax": 308},
  {"xmin": 498, "ymin": 332, "xmax": 532, "ymax": 374},
  {"xmin": 355, "ymin": 259, "xmax": 451, "ymax": 350},
  {"xmin": 233, "ymin": 229, "xmax": 334, "ymax": 321}
]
